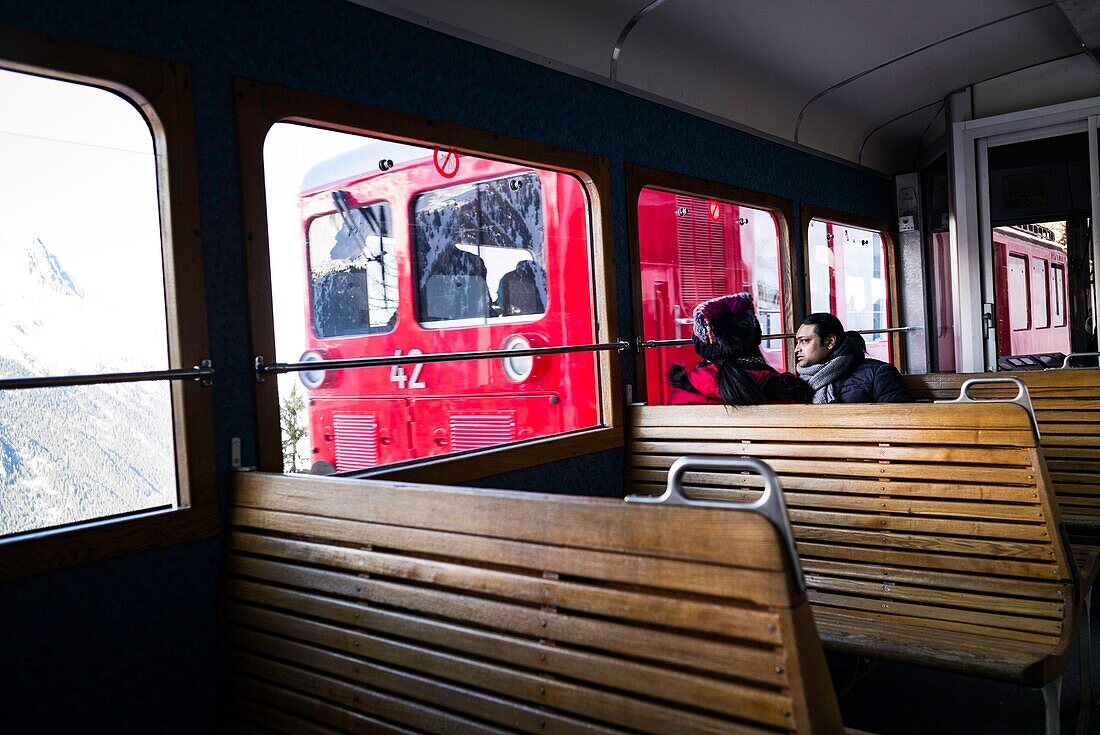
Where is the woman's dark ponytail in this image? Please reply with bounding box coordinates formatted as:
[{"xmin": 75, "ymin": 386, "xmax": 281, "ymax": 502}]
[{"xmin": 715, "ymin": 362, "xmax": 766, "ymax": 406}]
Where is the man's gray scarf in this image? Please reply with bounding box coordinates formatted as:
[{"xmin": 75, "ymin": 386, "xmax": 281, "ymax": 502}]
[{"xmin": 797, "ymin": 353, "xmax": 856, "ymax": 404}]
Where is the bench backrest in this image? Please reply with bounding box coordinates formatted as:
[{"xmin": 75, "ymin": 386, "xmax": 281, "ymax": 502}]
[
  {"xmin": 224, "ymin": 471, "xmax": 845, "ymax": 735},
  {"xmin": 905, "ymin": 369, "xmax": 1100, "ymax": 530},
  {"xmin": 628, "ymin": 402, "xmax": 1076, "ymax": 650}
]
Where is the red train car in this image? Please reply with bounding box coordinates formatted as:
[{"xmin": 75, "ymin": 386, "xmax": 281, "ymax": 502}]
[
  {"xmin": 296, "ymin": 148, "xmax": 599, "ymax": 473},
  {"xmin": 993, "ymin": 224, "xmax": 1070, "ymax": 358},
  {"xmin": 635, "ymin": 188, "xmax": 787, "ymax": 405}
]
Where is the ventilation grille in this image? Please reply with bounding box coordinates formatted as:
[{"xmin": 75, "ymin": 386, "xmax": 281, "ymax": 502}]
[
  {"xmin": 676, "ymin": 195, "xmax": 728, "ymax": 306},
  {"xmin": 333, "ymin": 414, "xmax": 380, "ymax": 472},
  {"xmin": 449, "ymin": 413, "xmax": 516, "ymax": 452}
]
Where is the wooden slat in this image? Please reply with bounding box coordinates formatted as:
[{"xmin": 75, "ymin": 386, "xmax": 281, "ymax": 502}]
[
  {"xmin": 233, "ymin": 472, "xmax": 786, "ymax": 569},
  {"xmin": 632, "ymin": 402, "xmax": 1035, "ymax": 430},
  {"xmin": 796, "ymin": 541, "xmax": 1059, "ymax": 579},
  {"xmin": 800, "ymin": 558, "xmax": 1064, "ymax": 600},
  {"xmin": 229, "ymin": 630, "xmax": 779, "ymax": 735},
  {"xmin": 630, "ymin": 451, "xmax": 1038, "ymax": 485},
  {"xmin": 228, "ymin": 555, "xmax": 789, "ymax": 685},
  {"xmin": 231, "ymin": 533, "xmax": 783, "ymax": 643},
  {"xmin": 228, "ymin": 610, "xmax": 778, "ymax": 735},
  {"xmin": 630, "ymin": 470, "xmax": 1040, "ymax": 503},
  {"xmin": 804, "ymin": 574, "xmax": 1063, "ymax": 619},
  {"xmin": 228, "ymin": 654, "xmax": 528, "ymax": 735},
  {"xmin": 226, "ymin": 578, "xmax": 798, "ymax": 728},
  {"xmin": 231, "ymin": 505, "xmax": 791, "ymax": 606},
  {"xmin": 629, "ymin": 479, "xmax": 1047, "ymax": 522}
]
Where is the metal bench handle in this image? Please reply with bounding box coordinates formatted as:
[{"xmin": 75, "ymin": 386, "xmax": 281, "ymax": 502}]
[
  {"xmin": 935, "ymin": 376, "xmax": 1040, "ymax": 439},
  {"xmin": 1058, "ymin": 352, "xmax": 1100, "ymax": 370},
  {"xmin": 626, "ymin": 455, "xmax": 804, "ymax": 595}
]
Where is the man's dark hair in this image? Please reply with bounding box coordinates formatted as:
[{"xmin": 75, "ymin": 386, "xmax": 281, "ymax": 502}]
[{"xmin": 801, "ymin": 312, "xmax": 845, "ymax": 345}]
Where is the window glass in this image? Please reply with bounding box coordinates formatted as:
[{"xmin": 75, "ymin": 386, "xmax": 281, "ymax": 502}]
[
  {"xmin": 1007, "ymin": 254, "xmax": 1030, "ymax": 330},
  {"xmin": 0, "ymin": 69, "xmax": 175, "ymax": 536},
  {"xmin": 1052, "ymin": 264, "xmax": 1066, "ymax": 327},
  {"xmin": 413, "ymin": 173, "xmax": 547, "ymax": 325},
  {"xmin": 264, "ymin": 124, "xmax": 599, "ymax": 474},
  {"xmin": 635, "ymin": 187, "xmax": 787, "ymax": 404},
  {"xmin": 807, "ymin": 218, "xmax": 891, "ymax": 362},
  {"xmin": 930, "ymin": 231, "xmax": 957, "ymax": 372},
  {"xmin": 993, "ymin": 223, "xmax": 1071, "ymax": 360},
  {"xmin": 308, "ymin": 200, "xmax": 397, "ymax": 338},
  {"xmin": 1030, "ymin": 257, "xmax": 1049, "ymax": 329}
]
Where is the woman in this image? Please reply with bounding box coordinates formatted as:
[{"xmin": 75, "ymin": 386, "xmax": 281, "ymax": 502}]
[{"xmin": 668, "ymin": 293, "xmax": 812, "ymax": 405}]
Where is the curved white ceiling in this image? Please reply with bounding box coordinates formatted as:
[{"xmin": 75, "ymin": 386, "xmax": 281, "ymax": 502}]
[{"xmin": 350, "ymin": 0, "xmax": 1100, "ymax": 173}]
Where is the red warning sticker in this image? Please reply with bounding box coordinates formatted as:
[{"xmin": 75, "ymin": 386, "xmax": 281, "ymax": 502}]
[
  {"xmin": 708, "ymin": 200, "xmax": 721, "ymax": 222},
  {"xmin": 434, "ymin": 147, "xmax": 460, "ymax": 178}
]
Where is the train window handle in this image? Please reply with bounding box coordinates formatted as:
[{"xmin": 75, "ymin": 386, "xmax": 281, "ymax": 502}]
[
  {"xmin": 934, "ymin": 376, "xmax": 1040, "ymax": 440},
  {"xmin": 625, "ymin": 455, "xmax": 804, "ymax": 596}
]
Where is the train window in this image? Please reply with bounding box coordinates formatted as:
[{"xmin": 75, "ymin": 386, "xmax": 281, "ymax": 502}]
[
  {"xmin": 1007, "ymin": 254, "xmax": 1031, "ymax": 330},
  {"xmin": 807, "ymin": 217, "xmax": 892, "ymax": 362},
  {"xmin": 993, "ymin": 224, "xmax": 1071, "ymax": 359},
  {"xmin": 1031, "ymin": 257, "xmax": 1050, "ymax": 329},
  {"xmin": 0, "ymin": 69, "xmax": 175, "ymax": 536},
  {"xmin": 412, "ymin": 173, "xmax": 548, "ymax": 325},
  {"xmin": 0, "ymin": 35, "xmax": 214, "ymax": 575},
  {"xmin": 929, "ymin": 231, "xmax": 957, "ymax": 372},
  {"xmin": 627, "ymin": 169, "xmax": 793, "ymax": 405},
  {"xmin": 1052, "ymin": 264, "xmax": 1067, "ymax": 327},
  {"xmin": 253, "ymin": 102, "xmax": 615, "ymax": 479},
  {"xmin": 308, "ymin": 201, "xmax": 397, "ymax": 338}
]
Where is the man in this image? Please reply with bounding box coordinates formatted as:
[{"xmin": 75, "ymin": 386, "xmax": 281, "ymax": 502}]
[{"xmin": 794, "ymin": 313, "xmax": 912, "ymax": 403}]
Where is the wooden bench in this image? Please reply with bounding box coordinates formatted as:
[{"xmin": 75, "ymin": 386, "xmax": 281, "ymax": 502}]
[
  {"xmin": 222, "ymin": 467, "xmax": 865, "ymax": 734},
  {"xmin": 905, "ymin": 369, "xmax": 1100, "ymax": 533},
  {"xmin": 627, "ymin": 401, "xmax": 1082, "ymax": 733}
]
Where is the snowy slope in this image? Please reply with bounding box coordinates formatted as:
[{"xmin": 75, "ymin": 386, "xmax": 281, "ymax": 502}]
[{"xmin": 0, "ymin": 235, "xmax": 175, "ymax": 536}]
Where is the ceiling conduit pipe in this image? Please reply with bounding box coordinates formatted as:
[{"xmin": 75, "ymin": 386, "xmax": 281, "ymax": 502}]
[
  {"xmin": 610, "ymin": 0, "xmax": 669, "ymax": 81},
  {"xmin": 793, "ymin": 3, "xmax": 1052, "ymax": 144}
]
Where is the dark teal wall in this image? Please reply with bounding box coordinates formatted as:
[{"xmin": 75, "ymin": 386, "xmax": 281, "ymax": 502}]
[{"xmin": 0, "ymin": 1, "xmax": 892, "ymax": 731}]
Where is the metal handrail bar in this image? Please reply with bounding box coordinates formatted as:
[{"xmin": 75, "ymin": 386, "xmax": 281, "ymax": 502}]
[
  {"xmin": 625, "ymin": 455, "xmax": 805, "ymax": 597},
  {"xmin": 639, "ymin": 325, "xmax": 918, "ymax": 350},
  {"xmin": 934, "ymin": 376, "xmax": 1040, "ymax": 440},
  {"xmin": 1057, "ymin": 352, "xmax": 1100, "ymax": 369},
  {"xmin": 0, "ymin": 360, "xmax": 214, "ymax": 391},
  {"xmin": 255, "ymin": 340, "xmax": 632, "ymax": 379}
]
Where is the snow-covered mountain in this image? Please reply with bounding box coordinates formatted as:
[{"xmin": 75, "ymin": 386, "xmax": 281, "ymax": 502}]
[{"xmin": 0, "ymin": 235, "xmax": 175, "ymax": 536}]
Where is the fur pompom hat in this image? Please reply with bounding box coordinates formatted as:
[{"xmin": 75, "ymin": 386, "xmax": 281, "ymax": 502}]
[{"xmin": 691, "ymin": 292, "xmax": 763, "ymax": 364}]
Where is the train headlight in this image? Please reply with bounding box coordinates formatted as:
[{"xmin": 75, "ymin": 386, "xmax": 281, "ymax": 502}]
[
  {"xmin": 298, "ymin": 350, "xmax": 329, "ymax": 389},
  {"xmin": 501, "ymin": 335, "xmax": 534, "ymax": 383}
]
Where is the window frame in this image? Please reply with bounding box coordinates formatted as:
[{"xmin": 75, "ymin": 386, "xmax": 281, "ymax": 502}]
[
  {"xmin": 624, "ymin": 163, "xmax": 797, "ymax": 398},
  {"xmin": 235, "ymin": 78, "xmax": 621, "ymax": 483},
  {"xmin": 1007, "ymin": 253, "xmax": 1033, "ymax": 332},
  {"xmin": 1052, "ymin": 263, "xmax": 1067, "ymax": 327},
  {"xmin": 0, "ymin": 27, "xmax": 217, "ymax": 578},
  {"xmin": 801, "ymin": 203, "xmax": 902, "ymax": 369},
  {"xmin": 306, "ymin": 201, "xmax": 399, "ymax": 340}
]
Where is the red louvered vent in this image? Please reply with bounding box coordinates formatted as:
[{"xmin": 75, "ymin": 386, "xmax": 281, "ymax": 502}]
[
  {"xmin": 449, "ymin": 413, "xmax": 516, "ymax": 452},
  {"xmin": 333, "ymin": 414, "xmax": 380, "ymax": 472},
  {"xmin": 675, "ymin": 195, "xmax": 728, "ymax": 307}
]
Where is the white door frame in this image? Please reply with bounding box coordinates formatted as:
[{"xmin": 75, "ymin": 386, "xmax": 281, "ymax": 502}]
[{"xmin": 952, "ymin": 95, "xmax": 1100, "ymax": 372}]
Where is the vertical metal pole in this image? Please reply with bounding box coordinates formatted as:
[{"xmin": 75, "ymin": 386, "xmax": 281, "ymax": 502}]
[
  {"xmin": 947, "ymin": 88, "xmax": 985, "ymax": 372},
  {"xmin": 1088, "ymin": 116, "xmax": 1100, "ymax": 352},
  {"xmin": 1042, "ymin": 678, "xmax": 1063, "ymax": 735},
  {"xmin": 977, "ymin": 138, "xmax": 996, "ymax": 370}
]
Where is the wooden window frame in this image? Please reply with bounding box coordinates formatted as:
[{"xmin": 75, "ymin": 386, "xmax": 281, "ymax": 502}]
[
  {"xmin": 624, "ymin": 163, "xmax": 798, "ymax": 394},
  {"xmin": 235, "ymin": 78, "xmax": 622, "ymax": 483},
  {"xmin": 0, "ymin": 28, "xmax": 217, "ymax": 579},
  {"xmin": 801, "ymin": 203, "xmax": 903, "ymax": 369}
]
